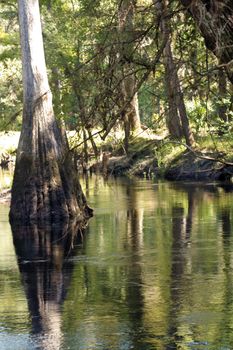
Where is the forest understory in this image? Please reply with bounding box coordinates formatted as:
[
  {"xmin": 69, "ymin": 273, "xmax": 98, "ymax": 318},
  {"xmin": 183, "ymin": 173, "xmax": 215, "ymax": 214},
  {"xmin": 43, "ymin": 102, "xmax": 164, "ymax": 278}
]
[
  {"xmin": 0, "ymin": 129, "xmax": 232, "ymax": 205},
  {"xmin": 90, "ymin": 134, "xmax": 233, "ymax": 181},
  {"xmin": 1, "ymin": 0, "xmax": 233, "ymax": 216}
]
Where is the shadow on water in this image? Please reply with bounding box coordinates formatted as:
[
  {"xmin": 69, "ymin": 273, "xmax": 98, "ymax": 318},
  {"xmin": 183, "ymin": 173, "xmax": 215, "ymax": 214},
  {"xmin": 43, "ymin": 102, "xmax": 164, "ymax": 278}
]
[{"xmin": 11, "ymin": 221, "xmax": 85, "ymax": 350}]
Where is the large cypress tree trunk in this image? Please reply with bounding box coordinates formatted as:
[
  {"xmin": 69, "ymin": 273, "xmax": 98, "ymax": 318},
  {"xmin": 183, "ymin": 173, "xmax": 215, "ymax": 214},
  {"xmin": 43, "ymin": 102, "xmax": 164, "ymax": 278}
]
[
  {"xmin": 180, "ymin": 0, "xmax": 233, "ymax": 84},
  {"xmin": 10, "ymin": 0, "xmax": 91, "ymax": 224}
]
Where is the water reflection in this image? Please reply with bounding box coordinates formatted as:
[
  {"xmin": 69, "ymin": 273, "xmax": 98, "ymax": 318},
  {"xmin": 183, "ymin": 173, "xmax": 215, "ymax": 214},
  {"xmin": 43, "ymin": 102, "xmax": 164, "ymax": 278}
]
[
  {"xmin": 125, "ymin": 182, "xmax": 146, "ymax": 349},
  {"xmin": 217, "ymin": 206, "xmax": 233, "ymax": 348},
  {"xmin": 166, "ymin": 206, "xmax": 186, "ymax": 349},
  {"xmin": 11, "ymin": 222, "xmax": 83, "ymax": 350},
  {"xmin": 1, "ymin": 177, "xmax": 233, "ymax": 349}
]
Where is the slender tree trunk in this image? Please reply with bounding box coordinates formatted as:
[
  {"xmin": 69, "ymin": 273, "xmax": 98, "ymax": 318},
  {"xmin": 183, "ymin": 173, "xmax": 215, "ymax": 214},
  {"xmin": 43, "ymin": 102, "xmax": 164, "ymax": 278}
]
[
  {"xmin": 218, "ymin": 67, "xmax": 227, "ymax": 121},
  {"xmin": 176, "ymin": 79, "xmax": 195, "ymax": 147},
  {"xmin": 82, "ymin": 128, "xmax": 88, "ymax": 172},
  {"xmin": 158, "ymin": 0, "xmax": 195, "ymax": 146},
  {"xmin": 118, "ymin": 0, "xmax": 141, "ymax": 152},
  {"xmin": 87, "ymin": 128, "xmax": 99, "ymax": 159},
  {"xmin": 164, "ymin": 41, "xmax": 183, "ymax": 138},
  {"xmin": 61, "ymin": 46, "xmax": 99, "ymax": 159},
  {"xmin": 10, "ymin": 0, "xmax": 91, "ymax": 224}
]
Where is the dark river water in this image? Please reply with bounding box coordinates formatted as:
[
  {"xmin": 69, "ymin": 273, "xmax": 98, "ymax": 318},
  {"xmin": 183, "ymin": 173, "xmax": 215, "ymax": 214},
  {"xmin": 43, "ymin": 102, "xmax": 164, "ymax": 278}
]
[{"xmin": 0, "ymin": 175, "xmax": 233, "ymax": 350}]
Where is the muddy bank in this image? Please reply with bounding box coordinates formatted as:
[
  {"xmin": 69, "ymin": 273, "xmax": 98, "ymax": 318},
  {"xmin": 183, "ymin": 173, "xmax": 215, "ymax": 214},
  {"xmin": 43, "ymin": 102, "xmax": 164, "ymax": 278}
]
[
  {"xmin": 164, "ymin": 151, "xmax": 233, "ymax": 181},
  {"xmin": 1, "ymin": 137, "xmax": 233, "ymax": 205},
  {"xmin": 1, "ymin": 153, "xmax": 233, "ymax": 205},
  {"xmin": 99, "ymin": 155, "xmax": 159, "ymax": 177},
  {"xmin": 91, "ymin": 149, "xmax": 233, "ymax": 182}
]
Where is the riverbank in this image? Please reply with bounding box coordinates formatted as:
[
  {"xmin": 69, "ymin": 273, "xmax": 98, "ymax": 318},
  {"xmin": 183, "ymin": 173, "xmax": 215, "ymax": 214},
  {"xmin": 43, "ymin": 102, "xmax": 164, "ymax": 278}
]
[
  {"xmin": 92, "ymin": 135, "xmax": 233, "ymax": 182},
  {"xmin": 0, "ymin": 131, "xmax": 233, "ymax": 205}
]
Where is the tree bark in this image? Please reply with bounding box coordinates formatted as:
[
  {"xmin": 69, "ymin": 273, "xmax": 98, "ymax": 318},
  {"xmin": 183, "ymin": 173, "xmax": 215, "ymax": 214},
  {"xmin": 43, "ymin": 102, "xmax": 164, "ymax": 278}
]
[
  {"xmin": 176, "ymin": 79, "xmax": 195, "ymax": 147},
  {"xmin": 180, "ymin": 0, "xmax": 233, "ymax": 84},
  {"xmin": 10, "ymin": 0, "xmax": 91, "ymax": 224},
  {"xmin": 157, "ymin": 0, "xmax": 195, "ymax": 146},
  {"xmin": 118, "ymin": 0, "xmax": 141, "ymax": 152},
  {"xmin": 218, "ymin": 66, "xmax": 227, "ymax": 121},
  {"xmin": 164, "ymin": 40, "xmax": 183, "ymax": 139}
]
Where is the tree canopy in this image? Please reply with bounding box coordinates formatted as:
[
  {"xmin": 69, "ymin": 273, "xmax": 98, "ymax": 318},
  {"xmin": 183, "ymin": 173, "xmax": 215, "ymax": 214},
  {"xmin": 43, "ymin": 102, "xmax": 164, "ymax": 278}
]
[{"xmin": 0, "ymin": 0, "xmax": 232, "ymax": 160}]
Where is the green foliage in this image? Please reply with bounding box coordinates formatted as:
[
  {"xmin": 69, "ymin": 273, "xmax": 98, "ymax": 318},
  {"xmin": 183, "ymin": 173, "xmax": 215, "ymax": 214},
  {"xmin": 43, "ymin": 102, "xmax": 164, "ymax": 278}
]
[
  {"xmin": 0, "ymin": 59, "xmax": 22, "ymax": 130},
  {"xmin": 0, "ymin": 0, "xmax": 232, "ymax": 160},
  {"xmin": 187, "ymin": 101, "xmax": 207, "ymax": 133},
  {"xmin": 0, "ymin": 3, "xmax": 22, "ymax": 131}
]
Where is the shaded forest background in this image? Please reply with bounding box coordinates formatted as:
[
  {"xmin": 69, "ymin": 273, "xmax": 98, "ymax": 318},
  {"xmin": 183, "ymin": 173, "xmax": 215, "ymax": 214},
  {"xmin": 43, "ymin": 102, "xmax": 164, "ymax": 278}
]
[{"xmin": 0, "ymin": 0, "xmax": 233, "ymax": 172}]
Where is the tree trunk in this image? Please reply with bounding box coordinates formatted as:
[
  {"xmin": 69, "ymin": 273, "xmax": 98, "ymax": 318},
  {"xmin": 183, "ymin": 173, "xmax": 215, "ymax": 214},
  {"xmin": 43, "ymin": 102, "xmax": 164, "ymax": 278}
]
[
  {"xmin": 180, "ymin": 0, "xmax": 233, "ymax": 84},
  {"xmin": 10, "ymin": 0, "xmax": 91, "ymax": 224},
  {"xmin": 87, "ymin": 128, "xmax": 99, "ymax": 159},
  {"xmin": 164, "ymin": 41, "xmax": 183, "ymax": 139},
  {"xmin": 159, "ymin": 0, "xmax": 195, "ymax": 146},
  {"xmin": 118, "ymin": 0, "xmax": 141, "ymax": 152},
  {"xmin": 176, "ymin": 80, "xmax": 195, "ymax": 147},
  {"xmin": 82, "ymin": 127, "xmax": 89, "ymax": 172},
  {"xmin": 218, "ymin": 67, "xmax": 227, "ymax": 121}
]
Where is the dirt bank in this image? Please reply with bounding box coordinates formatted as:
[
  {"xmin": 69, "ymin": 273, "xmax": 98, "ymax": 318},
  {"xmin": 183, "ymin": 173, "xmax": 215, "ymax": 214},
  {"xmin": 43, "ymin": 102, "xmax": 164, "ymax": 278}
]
[
  {"xmin": 91, "ymin": 144, "xmax": 233, "ymax": 183},
  {"xmin": 164, "ymin": 151, "xmax": 233, "ymax": 181}
]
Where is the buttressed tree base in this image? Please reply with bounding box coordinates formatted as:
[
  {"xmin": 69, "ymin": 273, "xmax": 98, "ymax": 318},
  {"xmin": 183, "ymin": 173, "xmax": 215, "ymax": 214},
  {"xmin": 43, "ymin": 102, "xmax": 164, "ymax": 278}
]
[{"xmin": 10, "ymin": 0, "xmax": 92, "ymax": 224}]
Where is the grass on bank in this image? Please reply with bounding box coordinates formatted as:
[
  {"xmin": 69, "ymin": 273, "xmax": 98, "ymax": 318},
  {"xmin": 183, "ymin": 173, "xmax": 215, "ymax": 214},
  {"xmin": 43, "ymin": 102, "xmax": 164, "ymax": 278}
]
[{"xmin": 0, "ymin": 129, "xmax": 232, "ymax": 190}]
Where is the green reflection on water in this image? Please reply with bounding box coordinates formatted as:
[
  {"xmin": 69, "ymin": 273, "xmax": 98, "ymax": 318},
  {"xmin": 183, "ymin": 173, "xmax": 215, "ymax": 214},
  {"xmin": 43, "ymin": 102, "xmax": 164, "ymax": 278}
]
[
  {"xmin": 61, "ymin": 177, "xmax": 233, "ymax": 350},
  {"xmin": 0, "ymin": 204, "xmax": 28, "ymax": 334},
  {"xmin": 0, "ymin": 175, "xmax": 233, "ymax": 349}
]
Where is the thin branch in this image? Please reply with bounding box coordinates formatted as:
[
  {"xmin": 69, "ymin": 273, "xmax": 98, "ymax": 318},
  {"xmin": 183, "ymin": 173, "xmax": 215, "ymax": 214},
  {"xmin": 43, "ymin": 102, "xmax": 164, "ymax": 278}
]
[{"xmin": 69, "ymin": 129, "xmax": 105, "ymax": 152}]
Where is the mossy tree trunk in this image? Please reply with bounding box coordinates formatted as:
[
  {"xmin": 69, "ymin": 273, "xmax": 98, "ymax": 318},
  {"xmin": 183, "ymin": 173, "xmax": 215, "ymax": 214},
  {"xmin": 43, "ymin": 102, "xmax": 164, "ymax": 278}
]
[{"xmin": 10, "ymin": 0, "xmax": 90, "ymax": 224}]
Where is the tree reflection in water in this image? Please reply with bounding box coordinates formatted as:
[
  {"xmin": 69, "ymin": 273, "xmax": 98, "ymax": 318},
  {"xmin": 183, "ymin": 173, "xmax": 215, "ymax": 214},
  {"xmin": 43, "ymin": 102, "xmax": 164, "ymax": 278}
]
[
  {"xmin": 217, "ymin": 206, "xmax": 233, "ymax": 348},
  {"xmin": 6, "ymin": 179, "xmax": 233, "ymax": 350},
  {"xmin": 11, "ymin": 221, "xmax": 84, "ymax": 350},
  {"xmin": 125, "ymin": 182, "xmax": 146, "ymax": 349},
  {"xmin": 166, "ymin": 188, "xmax": 196, "ymax": 349}
]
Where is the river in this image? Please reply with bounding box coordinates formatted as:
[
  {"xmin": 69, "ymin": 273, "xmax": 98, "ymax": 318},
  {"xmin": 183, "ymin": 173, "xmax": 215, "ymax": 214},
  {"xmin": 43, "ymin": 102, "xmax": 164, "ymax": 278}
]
[{"xmin": 0, "ymin": 175, "xmax": 233, "ymax": 349}]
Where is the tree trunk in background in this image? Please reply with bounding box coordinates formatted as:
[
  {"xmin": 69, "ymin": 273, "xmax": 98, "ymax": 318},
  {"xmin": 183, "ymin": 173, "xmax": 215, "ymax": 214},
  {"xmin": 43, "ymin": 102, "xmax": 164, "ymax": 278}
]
[
  {"xmin": 158, "ymin": 0, "xmax": 195, "ymax": 146},
  {"xmin": 180, "ymin": 0, "xmax": 233, "ymax": 84},
  {"xmin": 10, "ymin": 0, "xmax": 91, "ymax": 224},
  {"xmin": 218, "ymin": 67, "xmax": 227, "ymax": 121},
  {"xmin": 118, "ymin": 0, "xmax": 141, "ymax": 152},
  {"xmin": 164, "ymin": 40, "xmax": 183, "ymax": 139},
  {"xmin": 87, "ymin": 128, "xmax": 99, "ymax": 159},
  {"xmin": 176, "ymin": 80, "xmax": 195, "ymax": 147},
  {"xmin": 82, "ymin": 128, "xmax": 88, "ymax": 171}
]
